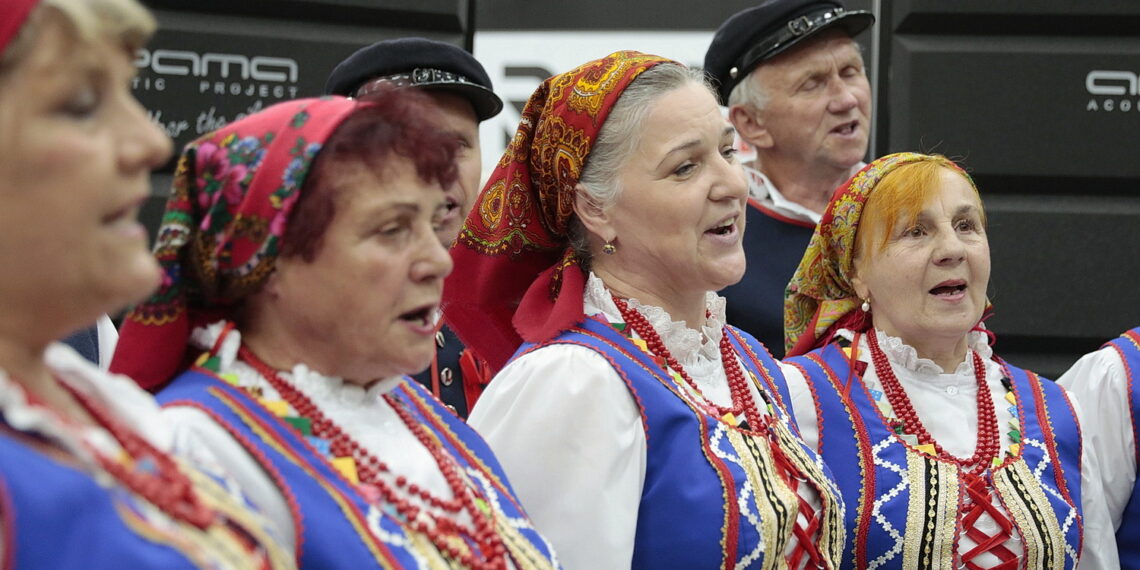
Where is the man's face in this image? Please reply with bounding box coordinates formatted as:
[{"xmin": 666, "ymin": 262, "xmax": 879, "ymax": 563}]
[
  {"xmin": 424, "ymin": 91, "xmax": 480, "ymax": 245},
  {"xmin": 746, "ymin": 31, "xmax": 871, "ymax": 171}
]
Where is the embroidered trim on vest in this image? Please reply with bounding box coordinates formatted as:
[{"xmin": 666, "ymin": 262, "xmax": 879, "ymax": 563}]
[
  {"xmin": 521, "ymin": 318, "xmax": 844, "ymax": 569},
  {"xmin": 165, "ymin": 398, "xmax": 304, "ymax": 559},
  {"xmin": 802, "ymin": 348, "xmax": 877, "ymax": 568},
  {"xmin": 788, "ymin": 344, "xmax": 1082, "ymax": 569},
  {"xmin": 203, "ymin": 383, "xmax": 405, "ymax": 567},
  {"xmin": 1106, "ymin": 328, "xmax": 1140, "ymax": 564}
]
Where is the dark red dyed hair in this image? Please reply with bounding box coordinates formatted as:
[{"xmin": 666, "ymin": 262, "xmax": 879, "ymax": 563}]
[{"xmin": 280, "ymin": 87, "xmax": 460, "ymax": 262}]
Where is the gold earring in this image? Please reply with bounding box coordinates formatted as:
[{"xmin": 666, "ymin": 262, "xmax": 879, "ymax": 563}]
[{"xmin": 602, "ymin": 242, "xmax": 616, "ymax": 255}]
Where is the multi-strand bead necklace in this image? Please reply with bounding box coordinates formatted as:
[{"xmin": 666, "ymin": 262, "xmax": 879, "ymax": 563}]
[
  {"xmin": 238, "ymin": 346, "xmax": 508, "ymax": 570},
  {"xmin": 60, "ymin": 382, "xmax": 217, "ymax": 528},
  {"xmin": 611, "ymin": 295, "xmax": 764, "ymax": 430},
  {"xmin": 611, "ymin": 295, "xmax": 828, "ymax": 567}
]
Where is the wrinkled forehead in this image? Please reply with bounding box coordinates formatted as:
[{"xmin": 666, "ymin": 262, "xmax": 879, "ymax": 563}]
[{"xmin": 860, "ymin": 164, "xmax": 983, "ymax": 237}]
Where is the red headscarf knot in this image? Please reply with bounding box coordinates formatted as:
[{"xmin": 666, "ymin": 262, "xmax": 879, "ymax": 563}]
[{"xmin": 444, "ymin": 51, "xmax": 675, "ymax": 371}]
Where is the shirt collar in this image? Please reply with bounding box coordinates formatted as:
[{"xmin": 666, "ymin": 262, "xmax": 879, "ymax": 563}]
[{"xmin": 743, "ymin": 164, "xmax": 823, "ymax": 225}]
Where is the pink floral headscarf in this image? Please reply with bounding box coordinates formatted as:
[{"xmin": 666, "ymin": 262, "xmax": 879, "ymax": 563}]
[{"xmin": 112, "ymin": 97, "xmax": 362, "ymax": 390}]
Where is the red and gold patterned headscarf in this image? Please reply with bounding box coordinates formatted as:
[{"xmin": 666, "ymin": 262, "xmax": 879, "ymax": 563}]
[
  {"xmin": 784, "ymin": 152, "xmax": 977, "ymax": 356},
  {"xmin": 0, "ymin": 0, "xmax": 39, "ymax": 55},
  {"xmin": 112, "ymin": 97, "xmax": 362, "ymax": 390},
  {"xmin": 444, "ymin": 51, "xmax": 673, "ymax": 372}
]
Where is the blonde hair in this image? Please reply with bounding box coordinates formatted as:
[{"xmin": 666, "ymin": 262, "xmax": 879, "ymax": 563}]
[
  {"xmin": 1, "ymin": 0, "xmax": 155, "ymax": 72},
  {"xmin": 854, "ymin": 156, "xmax": 986, "ymax": 258}
]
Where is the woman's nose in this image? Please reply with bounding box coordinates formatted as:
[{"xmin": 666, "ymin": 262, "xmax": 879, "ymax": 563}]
[{"xmin": 119, "ymin": 93, "xmax": 173, "ymax": 172}]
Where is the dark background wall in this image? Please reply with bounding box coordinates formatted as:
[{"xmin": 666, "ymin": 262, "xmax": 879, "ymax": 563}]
[
  {"xmin": 137, "ymin": 0, "xmax": 1138, "ymax": 377},
  {"xmin": 874, "ymin": 0, "xmax": 1140, "ymax": 375}
]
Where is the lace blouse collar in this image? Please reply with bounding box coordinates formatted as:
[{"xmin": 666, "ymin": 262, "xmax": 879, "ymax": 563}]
[
  {"xmin": 191, "ymin": 321, "xmax": 401, "ymax": 404},
  {"xmin": 583, "ymin": 272, "xmax": 728, "ymax": 374},
  {"xmin": 841, "ymin": 327, "xmax": 994, "ymax": 376}
]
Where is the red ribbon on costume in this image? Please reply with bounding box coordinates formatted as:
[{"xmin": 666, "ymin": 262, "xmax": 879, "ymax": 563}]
[{"xmin": 443, "ymin": 51, "xmax": 674, "ymax": 373}]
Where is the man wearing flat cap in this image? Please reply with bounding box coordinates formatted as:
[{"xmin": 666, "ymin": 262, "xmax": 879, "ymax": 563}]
[
  {"xmin": 326, "ymin": 38, "xmax": 504, "ymax": 418},
  {"xmin": 704, "ymin": 0, "xmax": 875, "ymax": 356}
]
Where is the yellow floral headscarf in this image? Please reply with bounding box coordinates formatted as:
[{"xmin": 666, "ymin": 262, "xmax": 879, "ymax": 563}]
[{"xmin": 783, "ymin": 152, "xmax": 976, "ymax": 356}]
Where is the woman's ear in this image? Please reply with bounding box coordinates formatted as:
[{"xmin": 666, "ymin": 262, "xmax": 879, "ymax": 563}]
[
  {"xmin": 573, "ymin": 183, "xmax": 614, "ymax": 243},
  {"xmin": 258, "ymin": 263, "xmax": 287, "ymax": 301},
  {"xmin": 850, "ymin": 257, "xmax": 869, "ymax": 300}
]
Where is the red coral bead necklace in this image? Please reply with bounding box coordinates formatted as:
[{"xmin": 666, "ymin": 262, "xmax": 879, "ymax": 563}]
[
  {"xmin": 611, "ymin": 295, "xmax": 765, "ymax": 430},
  {"xmin": 866, "ymin": 329, "xmax": 1001, "ymax": 473},
  {"xmin": 58, "ymin": 381, "xmax": 217, "ymax": 529},
  {"xmin": 238, "ymin": 345, "xmax": 507, "ymax": 570}
]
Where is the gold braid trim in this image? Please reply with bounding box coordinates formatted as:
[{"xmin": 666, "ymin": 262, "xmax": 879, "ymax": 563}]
[
  {"xmin": 993, "ymin": 460, "xmax": 1066, "ymax": 569},
  {"xmin": 731, "ymin": 428, "xmax": 792, "ymax": 570},
  {"xmin": 899, "ymin": 453, "xmax": 958, "ymax": 569}
]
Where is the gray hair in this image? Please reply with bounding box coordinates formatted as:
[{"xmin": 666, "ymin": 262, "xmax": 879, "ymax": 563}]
[
  {"xmin": 570, "ymin": 62, "xmax": 712, "ymax": 266},
  {"xmin": 726, "ymin": 69, "xmax": 770, "ymax": 112},
  {"xmin": 1, "ymin": 0, "xmax": 156, "ymax": 73}
]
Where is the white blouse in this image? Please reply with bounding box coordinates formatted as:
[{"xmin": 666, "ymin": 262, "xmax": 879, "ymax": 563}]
[
  {"xmin": 0, "ymin": 344, "xmax": 296, "ymax": 553},
  {"xmin": 1057, "ymin": 345, "xmax": 1135, "ymax": 531},
  {"xmin": 781, "ymin": 329, "xmax": 1119, "ymax": 569},
  {"xmin": 0, "ymin": 343, "xmax": 176, "ymax": 473},
  {"xmin": 163, "ymin": 321, "xmax": 462, "ymax": 552},
  {"xmin": 468, "ymin": 273, "xmax": 786, "ymax": 570}
]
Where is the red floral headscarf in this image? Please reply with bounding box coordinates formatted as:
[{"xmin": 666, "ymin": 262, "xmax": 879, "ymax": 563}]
[
  {"xmin": 112, "ymin": 97, "xmax": 363, "ymax": 390},
  {"xmin": 0, "ymin": 0, "xmax": 39, "ymax": 55},
  {"xmin": 784, "ymin": 152, "xmax": 978, "ymax": 356},
  {"xmin": 444, "ymin": 51, "xmax": 674, "ymax": 372}
]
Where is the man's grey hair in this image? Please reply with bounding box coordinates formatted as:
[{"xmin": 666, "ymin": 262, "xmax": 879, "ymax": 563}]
[{"xmin": 726, "ymin": 69, "xmax": 770, "ymax": 112}]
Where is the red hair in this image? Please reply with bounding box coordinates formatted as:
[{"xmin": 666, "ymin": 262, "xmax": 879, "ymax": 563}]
[
  {"xmin": 854, "ymin": 158, "xmax": 985, "ymax": 259},
  {"xmin": 280, "ymin": 87, "xmax": 460, "ymax": 262}
]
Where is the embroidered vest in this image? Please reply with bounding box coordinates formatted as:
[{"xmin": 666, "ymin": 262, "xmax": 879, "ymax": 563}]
[
  {"xmin": 159, "ymin": 369, "xmax": 559, "ymax": 569},
  {"xmin": 1105, "ymin": 327, "xmax": 1140, "ymax": 565},
  {"xmin": 0, "ymin": 426, "xmax": 289, "ymax": 568},
  {"xmin": 516, "ymin": 317, "xmax": 844, "ymax": 569},
  {"xmin": 786, "ymin": 343, "xmax": 1083, "ymax": 569}
]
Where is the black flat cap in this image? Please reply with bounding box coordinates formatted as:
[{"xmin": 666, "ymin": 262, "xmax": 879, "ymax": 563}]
[
  {"xmin": 704, "ymin": 0, "xmax": 874, "ymax": 103},
  {"xmin": 325, "ymin": 37, "xmax": 503, "ymax": 122}
]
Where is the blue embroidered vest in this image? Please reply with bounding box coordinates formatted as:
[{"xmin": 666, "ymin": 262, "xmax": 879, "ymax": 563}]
[
  {"xmin": 786, "ymin": 343, "xmax": 1083, "ymax": 569},
  {"xmin": 159, "ymin": 369, "xmax": 559, "ymax": 569},
  {"xmin": 0, "ymin": 424, "xmax": 289, "ymax": 568},
  {"xmin": 1105, "ymin": 327, "xmax": 1140, "ymax": 565},
  {"xmin": 515, "ymin": 317, "xmax": 845, "ymax": 569}
]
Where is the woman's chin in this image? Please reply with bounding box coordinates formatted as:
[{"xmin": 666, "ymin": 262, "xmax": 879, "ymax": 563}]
[
  {"xmin": 706, "ymin": 259, "xmax": 747, "ymax": 291},
  {"xmin": 104, "ymin": 255, "xmax": 164, "ymax": 313}
]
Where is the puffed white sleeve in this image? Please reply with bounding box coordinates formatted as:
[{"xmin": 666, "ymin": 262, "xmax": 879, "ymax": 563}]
[
  {"xmin": 1065, "ymin": 388, "xmax": 1121, "ymax": 569},
  {"xmin": 778, "ymin": 361, "xmax": 822, "ymax": 452},
  {"xmin": 162, "ymin": 405, "xmax": 297, "ymax": 552},
  {"xmin": 468, "ymin": 344, "xmax": 647, "ymax": 570},
  {"xmin": 1058, "ymin": 348, "xmax": 1135, "ymax": 531}
]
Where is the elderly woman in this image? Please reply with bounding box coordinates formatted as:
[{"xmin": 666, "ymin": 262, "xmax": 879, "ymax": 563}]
[
  {"xmin": 0, "ymin": 0, "xmax": 291, "ymax": 567},
  {"xmin": 1058, "ymin": 327, "xmax": 1140, "ymax": 564},
  {"xmin": 781, "ymin": 152, "xmax": 1117, "ymax": 568},
  {"xmin": 444, "ymin": 51, "xmax": 844, "ymax": 569},
  {"xmin": 111, "ymin": 90, "xmax": 559, "ymax": 569}
]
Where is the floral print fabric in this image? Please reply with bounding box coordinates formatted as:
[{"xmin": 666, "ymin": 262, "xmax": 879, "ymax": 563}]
[{"xmin": 112, "ymin": 97, "xmax": 359, "ymax": 389}]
